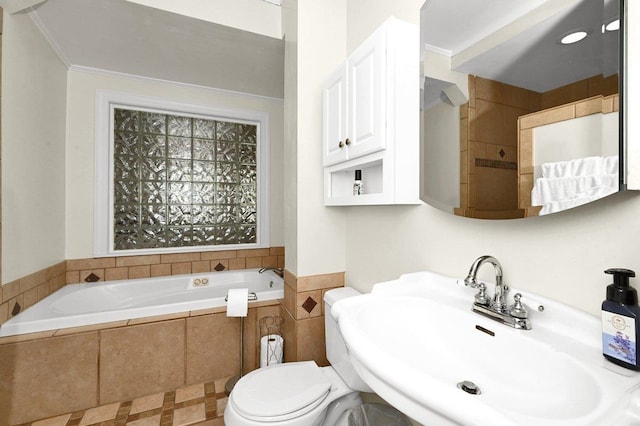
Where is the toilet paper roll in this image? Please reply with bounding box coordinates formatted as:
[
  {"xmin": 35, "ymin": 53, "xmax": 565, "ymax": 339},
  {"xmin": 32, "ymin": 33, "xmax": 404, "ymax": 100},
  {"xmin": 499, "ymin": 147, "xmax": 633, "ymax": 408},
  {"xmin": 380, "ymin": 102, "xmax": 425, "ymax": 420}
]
[
  {"xmin": 226, "ymin": 288, "xmax": 249, "ymax": 317},
  {"xmin": 260, "ymin": 334, "xmax": 284, "ymax": 367}
]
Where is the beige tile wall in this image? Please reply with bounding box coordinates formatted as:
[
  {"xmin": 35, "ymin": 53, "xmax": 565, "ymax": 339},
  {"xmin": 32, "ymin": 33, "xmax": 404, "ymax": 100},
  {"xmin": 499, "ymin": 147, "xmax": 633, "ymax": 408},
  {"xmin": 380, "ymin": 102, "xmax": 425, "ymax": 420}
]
[
  {"xmin": 0, "ymin": 247, "xmax": 284, "ymax": 326},
  {"xmin": 457, "ymin": 75, "xmax": 538, "ymax": 219}
]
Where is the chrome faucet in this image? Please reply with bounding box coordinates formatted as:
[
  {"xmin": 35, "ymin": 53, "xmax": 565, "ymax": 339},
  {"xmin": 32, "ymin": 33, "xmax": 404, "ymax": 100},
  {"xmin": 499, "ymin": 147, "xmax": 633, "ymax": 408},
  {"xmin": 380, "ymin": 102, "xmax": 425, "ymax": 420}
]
[
  {"xmin": 258, "ymin": 266, "xmax": 284, "ymax": 278},
  {"xmin": 463, "ymin": 255, "xmax": 531, "ymax": 330}
]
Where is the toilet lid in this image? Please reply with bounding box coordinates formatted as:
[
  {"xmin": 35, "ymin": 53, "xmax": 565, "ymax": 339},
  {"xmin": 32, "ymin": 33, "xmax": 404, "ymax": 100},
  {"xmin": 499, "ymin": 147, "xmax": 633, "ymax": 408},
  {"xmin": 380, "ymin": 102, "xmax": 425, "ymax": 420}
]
[{"xmin": 231, "ymin": 361, "xmax": 332, "ymax": 421}]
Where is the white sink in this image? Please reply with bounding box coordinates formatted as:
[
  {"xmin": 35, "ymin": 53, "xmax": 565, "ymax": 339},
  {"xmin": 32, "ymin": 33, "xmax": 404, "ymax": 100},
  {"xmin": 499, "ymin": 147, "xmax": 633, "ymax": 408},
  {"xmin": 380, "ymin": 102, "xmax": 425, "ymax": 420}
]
[{"xmin": 332, "ymin": 271, "xmax": 640, "ymax": 426}]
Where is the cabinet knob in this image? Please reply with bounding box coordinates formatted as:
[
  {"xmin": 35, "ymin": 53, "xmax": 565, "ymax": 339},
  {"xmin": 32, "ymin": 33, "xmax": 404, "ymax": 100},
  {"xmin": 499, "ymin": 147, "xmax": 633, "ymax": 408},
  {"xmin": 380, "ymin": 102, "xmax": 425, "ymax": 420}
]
[
  {"xmin": 338, "ymin": 141, "xmax": 344, "ymax": 148},
  {"xmin": 345, "ymin": 138, "xmax": 351, "ymax": 146}
]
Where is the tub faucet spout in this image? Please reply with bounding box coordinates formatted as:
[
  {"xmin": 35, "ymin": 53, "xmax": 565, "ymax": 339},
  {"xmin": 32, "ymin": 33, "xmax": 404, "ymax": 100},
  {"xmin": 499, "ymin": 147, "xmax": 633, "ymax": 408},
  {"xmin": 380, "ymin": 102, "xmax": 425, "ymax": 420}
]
[{"xmin": 258, "ymin": 267, "xmax": 283, "ymax": 278}]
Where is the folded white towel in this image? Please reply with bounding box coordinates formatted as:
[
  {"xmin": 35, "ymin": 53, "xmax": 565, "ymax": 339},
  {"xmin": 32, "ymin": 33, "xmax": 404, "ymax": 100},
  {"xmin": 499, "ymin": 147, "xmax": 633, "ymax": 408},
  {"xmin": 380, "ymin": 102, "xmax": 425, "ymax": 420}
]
[
  {"xmin": 538, "ymin": 189, "xmax": 618, "ymax": 215},
  {"xmin": 541, "ymin": 155, "xmax": 618, "ymax": 179},
  {"xmin": 531, "ymin": 174, "xmax": 618, "ymax": 206},
  {"xmin": 605, "ymin": 155, "xmax": 619, "ymax": 175}
]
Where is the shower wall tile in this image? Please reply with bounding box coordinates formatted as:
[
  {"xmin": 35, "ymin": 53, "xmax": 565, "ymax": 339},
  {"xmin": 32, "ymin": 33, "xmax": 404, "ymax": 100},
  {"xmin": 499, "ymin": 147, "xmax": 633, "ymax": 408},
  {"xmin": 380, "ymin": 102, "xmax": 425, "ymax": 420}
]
[
  {"xmin": 269, "ymin": 247, "xmax": 284, "ymax": 256},
  {"xmin": 192, "ymin": 260, "xmax": 211, "ymax": 273},
  {"xmin": 295, "ymin": 271, "xmax": 344, "ymax": 293},
  {"xmin": 228, "ymin": 257, "xmax": 246, "ymax": 270},
  {"xmin": 161, "ymin": 253, "xmax": 200, "ymax": 264},
  {"xmin": 0, "ymin": 302, "xmax": 8, "ymax": 324},
  {"xmin": 296, "ymin": 290, "xmax": 322, "ymax": 319},
  {"xmin": 2, "ymin": 279, "xmax": 19, "ymax": 302},
  {"xmin": 99, "ymin": 319, "xmax": 185, "ymax": 404},
  {"xmin": 172, "ymin": 262, "xmax": 192, "ymax": 275},
  {"xmin": 0, "ymin": 332, "xmax": 99, "ymax": 425},
  {"xmin": 151, "ymin": 263, "xmax": 172, "ymax": 277},
  {"xmin": 211, "ymin": 259, "xmax": 229, "ymax": 271},
  {"xmin": 67, "ymin": 258, "xmax": 115, "ymax": 271},
  {"xmin": 261, "ymin": 255, "xmax": 278, "ymax": 268},
  {"xmin": 116, "ymin": 254, "xmax": 161, "ymax": 267},
  {"xmin": 297, "ymin": 316, "xmax": 328, "ymax": 366},
  {"xmin": 105, "ymin": 266, "xmax": 129, "ymax": 281},
  {"xmin": 80, "ymin": 268, "xmax": 105, "ymax": 282},
  {"xmin": 62, "ymin": 246, "xmax": 284, "ymax": 287},
  {"xmin": 66, "ymin": 270, "xmax": 80, "ymax": 284},
  {"xmin": 128, "ymin": 265, "xmax": 151, "ymax": 279},
  {"xmin": 245, "ymin": 256, "xmax": 262, "ymax": 269},
  {"xmin": 200, "ymin": 250, "xmax": 238, "ymax": 261}
]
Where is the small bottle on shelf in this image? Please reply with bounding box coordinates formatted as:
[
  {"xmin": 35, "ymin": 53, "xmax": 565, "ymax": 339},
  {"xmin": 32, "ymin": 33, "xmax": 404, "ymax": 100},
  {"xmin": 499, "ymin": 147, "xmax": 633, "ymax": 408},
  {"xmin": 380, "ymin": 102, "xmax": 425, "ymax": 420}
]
[{"xmin": 353, "ymin": 169, "xmax": 364, "ymax": 195}]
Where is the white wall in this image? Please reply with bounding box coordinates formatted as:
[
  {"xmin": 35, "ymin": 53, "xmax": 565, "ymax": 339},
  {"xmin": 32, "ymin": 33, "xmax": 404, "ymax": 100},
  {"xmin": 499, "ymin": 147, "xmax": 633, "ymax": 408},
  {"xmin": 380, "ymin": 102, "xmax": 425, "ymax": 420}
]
[
  {"xmin": 1, "ymin": 11, "xmax": 67, "ymax": 283},
  {"xmin": 125, "ymin": 0, "xmax": 282, "ymax": 39},
  {"xmin": 282, "ymin": 0, "xmax": 299, "ymax": 273},
  {"xmin": 283, "ymin": 0, "xmax": 347, "ymax": 277},
  {"xmin": 65, "ymin": 69, "xmax": 284, "ymax": 259},
  {"xmin": 421, "ymin": 102, "xmax": 460, "ymax": 212}
]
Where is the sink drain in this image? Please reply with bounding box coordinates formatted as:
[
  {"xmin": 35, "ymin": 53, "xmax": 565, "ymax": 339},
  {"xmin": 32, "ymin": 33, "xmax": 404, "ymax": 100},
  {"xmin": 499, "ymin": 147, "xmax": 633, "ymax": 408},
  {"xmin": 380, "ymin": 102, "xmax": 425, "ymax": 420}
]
[{"xmin": 457, "ymin": 381, "xmax": 481, "ymax": 395}]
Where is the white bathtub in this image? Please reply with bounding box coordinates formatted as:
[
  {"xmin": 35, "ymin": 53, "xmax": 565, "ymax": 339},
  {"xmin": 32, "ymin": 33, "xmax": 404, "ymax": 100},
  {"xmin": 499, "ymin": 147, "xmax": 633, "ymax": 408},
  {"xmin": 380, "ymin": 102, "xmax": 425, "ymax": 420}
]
[{"xmin": 0, "ymin": 268, "xmax": 284, "ymax": 337}]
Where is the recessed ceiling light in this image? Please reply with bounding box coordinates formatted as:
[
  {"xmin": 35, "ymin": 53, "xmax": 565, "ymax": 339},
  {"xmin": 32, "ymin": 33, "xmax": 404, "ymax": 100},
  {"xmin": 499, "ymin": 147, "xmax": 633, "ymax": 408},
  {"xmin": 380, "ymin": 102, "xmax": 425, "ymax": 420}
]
[
  {"xmin": 560, "ymin": 31, "xmax": 588, "ymax": 45},
  {"xmin": 605, "ymin": 19, "xmax": 620, "ymax": 32}
]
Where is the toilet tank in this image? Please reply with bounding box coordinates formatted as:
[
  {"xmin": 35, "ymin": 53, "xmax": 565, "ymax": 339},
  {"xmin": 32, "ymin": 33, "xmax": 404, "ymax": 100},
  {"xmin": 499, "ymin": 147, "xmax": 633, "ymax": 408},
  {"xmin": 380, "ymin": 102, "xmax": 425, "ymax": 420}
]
[{"xmin": 324, "ymin": 288, "xmax": 373, "ymax": 392}]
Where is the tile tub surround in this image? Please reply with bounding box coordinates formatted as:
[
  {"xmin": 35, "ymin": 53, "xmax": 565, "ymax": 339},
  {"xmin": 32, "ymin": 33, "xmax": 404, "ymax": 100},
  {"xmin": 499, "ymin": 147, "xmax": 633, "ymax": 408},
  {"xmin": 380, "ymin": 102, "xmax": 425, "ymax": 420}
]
[
  {"xmin": 0, "ymin": 262, "xmax": 66, "ymax": 325},
  {"xmin": 0, "ymin": 247, "xmax": 284, "ymax": 326},
  {"xmin": 0, "ymin": 303, "xmax": 280, "ymax": 425},
  {"xmin": 13, "ymin": 381, "xmax": 226, "ymax": 426}
]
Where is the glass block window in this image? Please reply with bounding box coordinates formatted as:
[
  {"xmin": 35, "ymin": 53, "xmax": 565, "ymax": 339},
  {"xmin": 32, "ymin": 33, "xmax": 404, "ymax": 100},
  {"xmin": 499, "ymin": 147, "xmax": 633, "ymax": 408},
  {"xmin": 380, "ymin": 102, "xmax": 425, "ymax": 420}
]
[
  {"xmin": 94, "ymin": 92, "xmax": 269, "ymax": 256},
  {"xmin": 112, "ymin": 108, "xmax": 258, "ymax": 250}
]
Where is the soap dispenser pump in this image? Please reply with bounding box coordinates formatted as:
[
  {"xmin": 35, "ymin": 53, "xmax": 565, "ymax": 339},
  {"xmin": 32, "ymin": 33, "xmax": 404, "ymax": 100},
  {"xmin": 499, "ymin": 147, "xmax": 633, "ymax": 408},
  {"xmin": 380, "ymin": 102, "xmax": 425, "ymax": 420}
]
[{"xmin": 602, "ymin": 268, "xmax": 640, "ymax": 370}]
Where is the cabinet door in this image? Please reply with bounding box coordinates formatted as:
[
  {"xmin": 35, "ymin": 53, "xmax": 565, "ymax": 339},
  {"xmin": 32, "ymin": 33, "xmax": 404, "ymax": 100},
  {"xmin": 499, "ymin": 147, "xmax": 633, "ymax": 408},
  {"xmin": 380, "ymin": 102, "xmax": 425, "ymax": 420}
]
[
  {"xmin": 322, "ymin": 65, "xmax": 348, "ymax": 166},
  {"xmin": 347, "ymin": 27, "xmax": 386, "ymax": 160}
]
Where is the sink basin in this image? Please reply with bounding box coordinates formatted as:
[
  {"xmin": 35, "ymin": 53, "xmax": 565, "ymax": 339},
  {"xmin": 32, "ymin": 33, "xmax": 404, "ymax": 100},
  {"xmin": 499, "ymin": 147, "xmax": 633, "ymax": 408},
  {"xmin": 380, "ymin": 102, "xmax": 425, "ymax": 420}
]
[{"xmin": 332, "ymin": 271, "xmax": 640, "ymax": 426}]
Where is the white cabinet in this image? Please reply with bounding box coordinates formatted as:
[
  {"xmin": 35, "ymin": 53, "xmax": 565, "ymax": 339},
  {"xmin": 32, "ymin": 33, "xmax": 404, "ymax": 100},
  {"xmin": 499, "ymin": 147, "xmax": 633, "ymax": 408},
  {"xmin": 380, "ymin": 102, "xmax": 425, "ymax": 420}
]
[
  {"xmin": 323, "ymin": 28, "xmax": 386, "ymax": 166},
  {"xmin": 322, "ymin": 17, "xmax": 421, "ymax": 206}
]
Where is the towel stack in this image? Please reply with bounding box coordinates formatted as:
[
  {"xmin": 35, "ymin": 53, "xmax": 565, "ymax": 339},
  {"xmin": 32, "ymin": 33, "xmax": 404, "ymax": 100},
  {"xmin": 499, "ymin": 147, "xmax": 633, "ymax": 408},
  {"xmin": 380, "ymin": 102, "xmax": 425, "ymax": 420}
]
[{"xmin": 531, "ymin": 156, "xmax": 618, "ymax": 215}]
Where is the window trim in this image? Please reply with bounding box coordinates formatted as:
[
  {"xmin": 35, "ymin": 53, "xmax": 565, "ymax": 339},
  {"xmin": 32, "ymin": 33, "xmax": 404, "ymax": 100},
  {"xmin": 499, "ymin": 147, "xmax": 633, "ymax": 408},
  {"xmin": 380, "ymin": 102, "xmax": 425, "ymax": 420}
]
[{"xmin": 94, "ymin": 90, "xmax": 270, "ymax": 257}]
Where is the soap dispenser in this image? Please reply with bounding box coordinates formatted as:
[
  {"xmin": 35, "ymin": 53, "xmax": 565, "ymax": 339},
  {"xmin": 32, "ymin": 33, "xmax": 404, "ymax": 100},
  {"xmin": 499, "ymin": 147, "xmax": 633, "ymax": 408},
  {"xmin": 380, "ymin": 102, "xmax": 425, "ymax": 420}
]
[{"xmin": 602, "ymin": 268, "xmax": 640, "ymax": 370}]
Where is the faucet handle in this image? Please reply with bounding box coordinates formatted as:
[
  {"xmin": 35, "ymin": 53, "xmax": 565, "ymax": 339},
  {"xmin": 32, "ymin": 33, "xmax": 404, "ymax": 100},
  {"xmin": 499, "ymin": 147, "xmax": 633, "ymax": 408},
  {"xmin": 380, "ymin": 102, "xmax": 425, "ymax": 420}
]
[
  {"xmin": 474, "ymin": 283, "xmax": 490, "ymax": 306},
  {"xmin": 509, "ymin": 293, "xmax": 528, "ymax": 319}
]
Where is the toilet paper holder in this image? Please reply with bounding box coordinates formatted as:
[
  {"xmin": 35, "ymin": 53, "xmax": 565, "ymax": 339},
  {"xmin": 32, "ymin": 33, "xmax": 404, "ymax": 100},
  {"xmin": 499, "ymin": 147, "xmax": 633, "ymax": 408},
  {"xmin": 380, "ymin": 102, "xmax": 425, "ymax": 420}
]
[{"xmin": 224, "ymin": 292, "xmax": 257, "ymax": 302}]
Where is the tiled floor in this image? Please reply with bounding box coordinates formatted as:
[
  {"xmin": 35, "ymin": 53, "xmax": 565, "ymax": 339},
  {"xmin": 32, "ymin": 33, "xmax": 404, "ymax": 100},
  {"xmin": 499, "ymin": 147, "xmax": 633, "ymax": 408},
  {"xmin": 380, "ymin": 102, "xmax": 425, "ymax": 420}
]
[{"xmin": 16, "ymin": 381, "xmax": 228, "ymax": 426}]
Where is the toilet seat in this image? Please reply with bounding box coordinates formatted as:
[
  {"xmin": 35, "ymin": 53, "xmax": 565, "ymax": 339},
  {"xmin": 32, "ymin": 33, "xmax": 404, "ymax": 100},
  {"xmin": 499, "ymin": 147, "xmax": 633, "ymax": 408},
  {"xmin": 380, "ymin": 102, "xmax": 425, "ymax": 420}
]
[{"xmin": 230, "ymin": 361, "xmax": 332, "ymax": 422}]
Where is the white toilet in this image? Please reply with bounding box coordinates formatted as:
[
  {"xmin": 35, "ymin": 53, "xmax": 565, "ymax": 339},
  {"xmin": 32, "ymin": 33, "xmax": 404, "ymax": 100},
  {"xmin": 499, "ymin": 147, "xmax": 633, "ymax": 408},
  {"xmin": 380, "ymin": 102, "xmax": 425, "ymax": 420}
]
[{"xmin": 224, "ymin": 287, "xmax": 373, "ymax": 426}]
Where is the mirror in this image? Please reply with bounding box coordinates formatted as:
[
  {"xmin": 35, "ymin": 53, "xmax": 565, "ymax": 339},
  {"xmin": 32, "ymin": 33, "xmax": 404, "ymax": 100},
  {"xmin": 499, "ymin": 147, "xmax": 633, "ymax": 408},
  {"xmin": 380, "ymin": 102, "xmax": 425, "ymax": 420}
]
[{"xmin": 419, "ymin": 0, "xmax": 623, "ymax": 219}]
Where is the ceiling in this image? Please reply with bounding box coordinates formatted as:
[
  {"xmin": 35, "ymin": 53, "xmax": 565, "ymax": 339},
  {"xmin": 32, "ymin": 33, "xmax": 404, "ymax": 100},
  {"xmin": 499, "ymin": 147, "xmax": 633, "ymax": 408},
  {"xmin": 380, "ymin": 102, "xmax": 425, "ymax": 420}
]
[
  {"xmin": 421, "ymin": 0, "xmax": 621, "ymax": 93},
  {"xmin": 25, "ymin": 0, "xmax": 620, "ymax": 99},
  {"xmin": 29, "ymin": 0, "xmax": 285, "ymax": 99}
]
